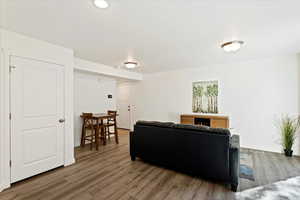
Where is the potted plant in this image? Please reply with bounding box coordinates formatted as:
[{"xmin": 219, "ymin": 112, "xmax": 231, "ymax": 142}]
[{"xmin": 279, "ymin": 115, "xmax": 299, "ymax": 157}]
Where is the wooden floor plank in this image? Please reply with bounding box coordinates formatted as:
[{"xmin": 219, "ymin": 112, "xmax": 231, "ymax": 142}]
[{"xmin": 1, "ymin": 129, "xmax": 300, "ymax": 200}]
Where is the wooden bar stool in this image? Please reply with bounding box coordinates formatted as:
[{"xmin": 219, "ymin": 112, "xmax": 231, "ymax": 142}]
[
  {"xmin": 106, "ymin": 110, "xmax": 119, "ymax": 144},
  {"xmin": 81, "ymin": 113, "xmax": 96, "ymax": 149}
]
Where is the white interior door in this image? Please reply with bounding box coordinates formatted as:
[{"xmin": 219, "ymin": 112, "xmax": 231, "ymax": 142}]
[
  {"xmin": 10, "ymin": 56, "xmax": 65, "ymax": 183},
  {"xmin": 117, "ymin": 103, "xmax": 131, "ymax": 129}
]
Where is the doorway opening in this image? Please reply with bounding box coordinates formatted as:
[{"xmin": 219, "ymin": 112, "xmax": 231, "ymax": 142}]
[{"xmin": 116, "ymin": 82, "xmax": 133, "ymax": 131}]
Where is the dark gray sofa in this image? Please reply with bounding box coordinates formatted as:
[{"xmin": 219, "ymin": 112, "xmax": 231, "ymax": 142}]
[{"xmin": 130, "ymin": 121, "xmax": 240, "ymax": 191}]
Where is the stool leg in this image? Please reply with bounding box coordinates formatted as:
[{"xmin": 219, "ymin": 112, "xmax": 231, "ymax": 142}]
[
  {"xmin": 102, "ymin": 126, "xmax": 106, "ymax": 145},
  {"xmin": 90, "ymin": 129, "xmax": 94, "ymax": 150},
  {"xmin": 81, "ymin": 123, "xmax": 85, "ymax": 147},
  {"xmin": 108, "ymin": 127, "xmax": 111, "ymax": 140},
  {"xmin": 114, "ymin": 124, "xmax": 119, "ymax": 144},
  {"xmin": 95, "ymin": 122, "xmax": 99, "ymax": 151}
]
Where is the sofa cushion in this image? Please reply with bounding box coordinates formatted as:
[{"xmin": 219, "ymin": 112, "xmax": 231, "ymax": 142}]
[
  {"xmin": 173, "ymin": 124, "xmax": 231, "ymax": 135},
  {"xmin": 136, "ymin": 120, "xmax": 175, "ymax": 128}
]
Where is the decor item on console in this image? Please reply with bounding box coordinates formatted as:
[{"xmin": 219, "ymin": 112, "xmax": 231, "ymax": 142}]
[
  {"xmin": 278, "ymin": 115, "xmax": 300, "ymax": 157},
  {"xmin": 193, "ymin": 80, "xmax": 218, "ymax": 113},
  {"xmin": 130, "ymin": 121, "xmax": 240, "ymax": 191}
]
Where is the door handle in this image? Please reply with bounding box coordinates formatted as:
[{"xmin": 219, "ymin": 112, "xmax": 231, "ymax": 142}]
[{"xmin": 59, "ymin": 119, "xmax": 65, "ymax": 123}]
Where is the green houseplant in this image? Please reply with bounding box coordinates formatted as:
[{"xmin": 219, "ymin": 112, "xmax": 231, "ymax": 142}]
[{"xmin": 279, "ymin": 115, "xmax": 300, "ymax": 157}]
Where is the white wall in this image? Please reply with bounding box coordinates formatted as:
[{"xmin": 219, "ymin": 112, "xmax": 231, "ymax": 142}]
[
  {"xmin": 118, "ymin": 55, "xmax": 300, "ymax": 155},
  {"xmin": 0, "ymin": 29, "xmax": 75, "ymax": 191},
  {"xmin": 74, "ymin": 70, "xmax": 117, "ymax": 147}
]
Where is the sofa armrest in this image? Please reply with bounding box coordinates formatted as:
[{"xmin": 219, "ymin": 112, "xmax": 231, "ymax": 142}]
[
  {"xmin": 130, "ymin": 131, "xmax": 136, "ymax": 161},
  {"xmin": 229, "ymin": 134, "xmax": 240, "ymax": 191}
]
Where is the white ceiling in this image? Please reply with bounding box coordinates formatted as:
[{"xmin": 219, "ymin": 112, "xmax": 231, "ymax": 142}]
[{"xmin": 2, "ymin": 0, "xmax": 300, "ymax": 73}]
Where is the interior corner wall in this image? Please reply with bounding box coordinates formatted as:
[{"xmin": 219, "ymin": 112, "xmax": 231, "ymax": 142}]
[
  {"xmin": 0, "ymin": 28, "xmax": 5, "ymax": 191},
  {"xmin": 74, "ymin": 70, "xmax": 117, "ymax": 147},
  {"xmin": 298, "ymin": 53, "xmax": 300, "ymax": 114},
  {"xmin": 121, "ymin": 54, "xmax": 300, "ymax": 155},
  {"xmin": 0, "ymin": 3, "xmax": 5, "ymax": 190}
]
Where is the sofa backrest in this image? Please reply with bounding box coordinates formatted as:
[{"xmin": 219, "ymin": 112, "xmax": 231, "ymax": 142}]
[{"xmin": 133, "ymin": 122, "xmax": 231, "ymax": 181}]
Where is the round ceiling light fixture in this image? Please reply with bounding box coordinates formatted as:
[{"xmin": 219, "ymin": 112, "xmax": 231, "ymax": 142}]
[
  {"xmin": 221, "ymin": 40, "xmax": 244, "ymax": 52},
  {"xmin": 124, "ymin": 61, "xmax": 138, "ymax": 69},
  {"xmin": 94, "ymin": 0, "xmax": 109, "ymax": 9}
]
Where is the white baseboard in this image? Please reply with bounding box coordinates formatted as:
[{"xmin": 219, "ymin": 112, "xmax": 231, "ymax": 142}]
[
  {"xmin": 0, "ymin": 182, "xmax": 11, "ymax": 192},
  {"xmin": 64, "ymin": 157, "xmax": 75, "ymax": 167}
]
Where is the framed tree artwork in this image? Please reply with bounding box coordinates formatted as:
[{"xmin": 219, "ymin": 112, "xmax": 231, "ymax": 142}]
[{"xmin": 193, "ymin": 80, "xmax": 219, "ymax": 113}]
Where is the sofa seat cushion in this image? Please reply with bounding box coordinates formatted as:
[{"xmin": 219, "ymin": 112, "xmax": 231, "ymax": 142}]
[
  {"xmin": 173, "ymin": 124, "xmax": 231, "ymax": 135},
  {"xmin": 136, "ymin": 120, "xmax": 175, "ymax": 128}
]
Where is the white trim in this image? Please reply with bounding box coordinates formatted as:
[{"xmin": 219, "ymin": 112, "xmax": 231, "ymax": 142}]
[
  {"xmin": 0, "ymin": 49, "xmax": 11, "ymax": 192},
  {"xmin": 0, "ymin": 30, "xmax": 75, "ymax": 191},
  {"xmin": 0, "ymin": 29, "xmax": 3, "ymax": 192},
  {"xmin": 64, "ymin": 53, "xmax": 75, "ymax": 167}
]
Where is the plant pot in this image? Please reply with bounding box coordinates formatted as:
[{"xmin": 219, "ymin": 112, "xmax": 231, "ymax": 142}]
[{"xmin": 284, "ymin": 149, "xmax": 293, "ymax": 157}]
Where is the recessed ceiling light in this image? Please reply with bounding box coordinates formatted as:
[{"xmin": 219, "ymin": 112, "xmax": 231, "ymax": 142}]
[
  {"xmin": 94, "ymin": 0, "xmax": 109, "ymax": 9},
  {"xmin": 221, "ymin": 40, "xmax": 244, "ymax": 52},
  {"xmin": 124, "ymin": 61, "xmax": 138, "ymax": 69}
]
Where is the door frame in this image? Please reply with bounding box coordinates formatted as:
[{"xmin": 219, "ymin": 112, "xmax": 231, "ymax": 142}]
[
  {"xmin": 117, "ymin": 83, "xmax": 135, "ymax": 131},
  {"xmin": 0, "ymin": 45, "xmax": 75, "ymax": 191},
  {"xmin": 10, "ymin": 55, "xmax": 66, "ymax": 183}
]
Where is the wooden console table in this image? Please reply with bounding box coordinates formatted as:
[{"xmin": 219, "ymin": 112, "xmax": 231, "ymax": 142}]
[{"xmin": 180, "ymin": 114, "xmax": 229, "ymax": 128}]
